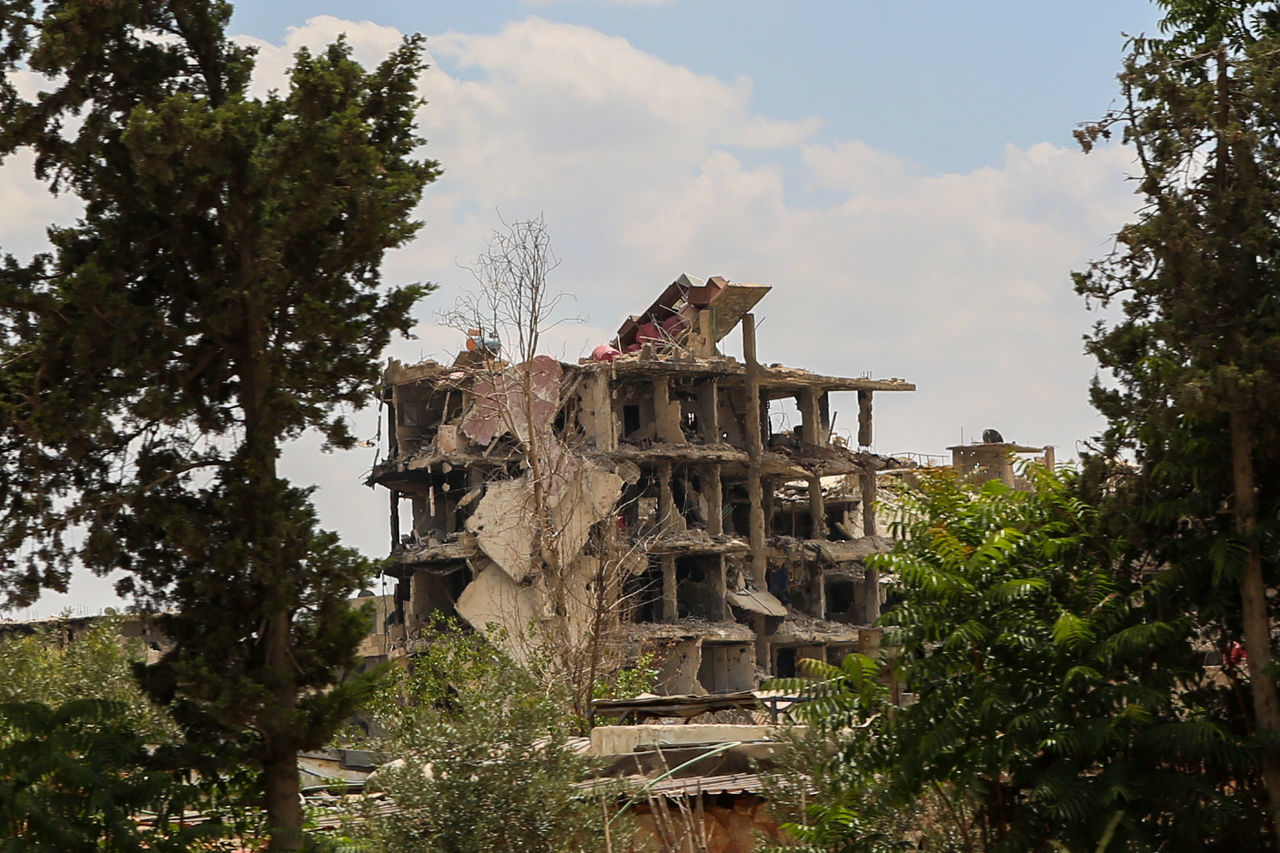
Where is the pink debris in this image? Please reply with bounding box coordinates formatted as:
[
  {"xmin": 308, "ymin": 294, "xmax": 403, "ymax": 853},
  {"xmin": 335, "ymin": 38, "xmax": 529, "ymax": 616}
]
[
  {"xmin": 660, "ymin": 314, "xmax": 687, "ymax": 336},
  {"xmin": 592, "ymin": 344, "xmax": 621, "ymax": 362},
  {"xmin": 636, "ymin": 322, "xmax": 662, "ymax": 344}
]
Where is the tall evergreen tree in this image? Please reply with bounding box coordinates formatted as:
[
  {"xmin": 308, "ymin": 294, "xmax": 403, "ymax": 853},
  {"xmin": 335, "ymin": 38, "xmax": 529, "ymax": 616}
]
[
  {"xmin": 0, "ymin": 1, "xmax": 439, "ymax": 847},
  {"xmin": 1076, "ymin": 0, "xmax": 1280, "ymax": 844}
]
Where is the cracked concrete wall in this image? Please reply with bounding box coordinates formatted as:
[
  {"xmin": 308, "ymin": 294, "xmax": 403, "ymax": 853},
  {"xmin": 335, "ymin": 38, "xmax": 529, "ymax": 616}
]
[
  {"xmin": 464, "ymin": 458, "xmax": 623, "ymax": 586},
  {"xmin": 455, "ymin": 558, "xmax": 543, "ymax": 665}
]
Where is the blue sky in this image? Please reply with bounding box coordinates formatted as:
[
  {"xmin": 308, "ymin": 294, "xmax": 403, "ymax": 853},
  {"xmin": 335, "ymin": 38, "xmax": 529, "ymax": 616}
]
[
  {"xmin": 6, "ymin": 0, "xmax": 1167, "ymax": 615},
  {"xmin": 235, "ymin": 1, "xmax": 1161, "ymax": 173}
]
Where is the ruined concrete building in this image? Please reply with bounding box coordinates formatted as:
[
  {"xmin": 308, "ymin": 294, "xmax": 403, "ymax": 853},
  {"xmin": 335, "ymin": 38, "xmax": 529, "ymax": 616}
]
[{"xmin": 367, "ymin": 275, "xmax": 915, "ymax": 693}]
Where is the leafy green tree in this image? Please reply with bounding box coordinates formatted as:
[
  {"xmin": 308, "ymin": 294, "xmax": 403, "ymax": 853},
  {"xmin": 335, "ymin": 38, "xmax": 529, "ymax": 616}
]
[
  {"xmin": 0, "ymin": 1, "xmax": 438, "ymax": 847},
  {"xmin": 0, "ymin": 616, "xmax": 250, "ymax": 849},
  {"xmin": 0, "ymin": 699, "xmax": 218, "ymax": 852},
  {"xmin": 1074, "ymin": 0, "xmax": 1280, "ymax": 842},
  {"xmin": 771, "ymin": 469, "xmax": 1260, "ymax": 852},
  {"xmin": 366, "ymin": 621, "xmax": 607, "ymax": 853},
  {"xmin": 0, "ymin": 615, "xmax": 176, "ymax": 742}
]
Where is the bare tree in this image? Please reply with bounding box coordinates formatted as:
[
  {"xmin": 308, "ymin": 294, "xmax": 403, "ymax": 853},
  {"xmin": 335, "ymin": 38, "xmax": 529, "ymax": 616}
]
[{"xmin": 438, "ymin": 216, "xmax": 654, "ymax": 721}]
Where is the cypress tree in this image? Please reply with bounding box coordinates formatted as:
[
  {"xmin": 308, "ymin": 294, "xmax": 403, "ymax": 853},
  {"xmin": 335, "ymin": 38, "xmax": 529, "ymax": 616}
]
[
  {"xmin": 0, "ymin": 2, "xmax": 439, "ymax": 847},
  {"xmin": 1077, "ymin": 1, "xmax": 1280, "ymax": 843}
]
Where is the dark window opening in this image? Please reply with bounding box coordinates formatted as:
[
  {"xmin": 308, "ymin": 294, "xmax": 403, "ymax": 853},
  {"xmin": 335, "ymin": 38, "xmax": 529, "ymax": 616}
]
[
  {"xmin": 682, "ymin": 411, "xmax": 699, "ymax": 438},
  {"xmin": 676, "ymin": 554, "xmax": 723, "ymax": 620},
  {"xmin": 623, "ymin": 404, "xmax": 642, "ymax": 437},
  {"xmin": 774, "ymin": 646, "xmax": 797, "ymax": 679},
  {"xmin": 773, "ymin": 506, "xmax": 814, "ymax": 539},
  {"xmin": 625, "ymin": 557, "xmax": 663, "ymax": 623},
  {"xmin": 826, "ymin": 579, "xmax": 856, "ymax": 623},
  {"xmin": 827, "ymin": 507, "xmax": 852, "ymax": 540},
  {"xmin": 411, "ymin": 565, "xmax": 471, "ymax": 623}
]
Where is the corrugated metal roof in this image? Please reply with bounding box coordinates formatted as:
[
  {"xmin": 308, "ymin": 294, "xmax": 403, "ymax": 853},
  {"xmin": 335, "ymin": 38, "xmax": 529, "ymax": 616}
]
[{"xmin": 644, "ymin": 772, "xmax": 765, "ymax": 798}]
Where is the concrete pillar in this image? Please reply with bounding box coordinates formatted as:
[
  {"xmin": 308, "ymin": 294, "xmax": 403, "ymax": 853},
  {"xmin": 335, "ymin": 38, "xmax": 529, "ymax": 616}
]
[
  {"xmin": 584, "ymin": 371, "xmax": 615, "ymax": 451},
  {"xmin": 705, "ymin": 463, "xmax": 724, "ymax": 536},
  {"xmin": 861, "ymin": 469, "xmax": 879, "ymax": 624},
  {"xmin": 694, "ymin": 306, "xmax": 716, "ymax": 357},
  {"xmin": 808, "ymin": 474, "xmax": 827, "ymax": 540},
  {"xmin": 810, "ymin": 558, "xmax": 826, "ymax": 619},
  {"xmin": 662, "ymin": 556, "xmax": 678, "ymax": 622},
  {"xmin": 857, "ymin": 390, "xmax": 873, "ymax": 448},
  {"xmin": 860, "ymin": 469, "xmax": 877, "ymax": 538},
  {"xmin": 799, "ymin": 389, "xmax": 824, "ymax": 447},
  {"xmin": 712, "ymin": 555, "xmax": 728, "ymax": 621},
  {"xmin": 657, "ymin": 459, "xmax": 685, "ymax": 532},
  {"xmin": 390, "ymin": 489, "xmax": 401, "ymax": 551},
  {"xmin": 742, "ymin": 314, "xmax": 767, "ymax": 589},
  {"xmin": 653, "ymin": 376, "xmax": 684, "ymax": 444},
  {"xmin": 697, "ymin": 379, "xmax": 719, "ymax": 444}
]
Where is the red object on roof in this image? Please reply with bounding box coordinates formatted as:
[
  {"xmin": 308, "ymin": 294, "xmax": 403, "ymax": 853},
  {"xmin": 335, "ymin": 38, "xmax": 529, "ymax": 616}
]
[
  {"xmin": 636, "ymin": 322, "xmax": 662, "ymax": 344},
  {"xmin": 592, "ymin": 344, "xmax": 621, "ymax": 362},
  {"xmin": 615, "ymin": 274, "xmax": 728, "ymax": 351}
]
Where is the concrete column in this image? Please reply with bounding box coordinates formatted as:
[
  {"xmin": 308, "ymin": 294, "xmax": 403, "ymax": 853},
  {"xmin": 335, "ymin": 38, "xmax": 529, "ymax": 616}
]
[
  {"xmin": 754, "ymin": 614, "xmax": 770, "ymax": 669},
  {"xmin": 857, "ymin": 390, "xmax": 873, "ymax": 448},
  {"xmin": 694, "ymin": 306, "xmax": 716, "ymax": 357},
  {"xmin": 657, "ymin": 459, "xmax": 685, "ymax": 532},
  {"xmin": 810, "ymin": 558, "xmax": 826, "ymax": 619},
  {"xmin": 585, "ymin": 371, "xmax": 615, "ymax": 451},
  {"xmin": 742, "ymin": 314, "xmax": 767, "ymax": 589},
  {"xmin": 706, "ymin": 462, "xmax": 724, "ymax": 536},
  {"xmin": 697, "ymin": 379, "xmax": 719, "ymax": 444},
  {"xmin": 662, "ymin": 556, "xmax": 678, "ymax": 622},
  {"xmin": 860, "ymin": 469, "xmax": 877, "ymax": 538},
  {"xmin": 390, "ymin": 490, "xmax": 401, "ymax": 551},
  {"xmin": 861, "ymin": 469, "xmax": 879, "ymax": 624},
  {"xmin": 808, "ymin": 474, "xmax": 827, "ymax": 540},
  {"xmin": 712, "ymin": 555, "xmax": 728, "ymax": 621},
  {"xmin": 653, "ymin": 376, "xmax": 684, "ymax": 444},
  {"xmin": 799, "ymin": 389, "xmax": 823, "ymax": 447}
]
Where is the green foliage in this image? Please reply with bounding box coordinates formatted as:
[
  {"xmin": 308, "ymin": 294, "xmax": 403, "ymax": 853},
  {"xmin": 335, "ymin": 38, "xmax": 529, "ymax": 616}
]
[
  {"xmin": 0, "ymin": 615, "xmax": 175, "ymax": 742},
  {"xmin": 768, "ymin": 469, "xmax": 1262, "ymax": 852},
  {"xmin": 0, "ymin": 0, "xmax": 439, "ymax": 844},
  {"xmin": 0, "ymin": 617, "xmax": 259, "ymax": 849},
  {"xmin": 592, "ymin": 651, "xmax": 660, "ymax": 702},
  {"xmin": 365, "ymin": 620, "xmax": 606, "ymax": 853},
  {"xmin": 0, "ymin": 698, "xmax": 220, "ymax": 851},
  {"xmin": 1075, "ymin": 2, "xmax": 1280, "ymax": 844}
]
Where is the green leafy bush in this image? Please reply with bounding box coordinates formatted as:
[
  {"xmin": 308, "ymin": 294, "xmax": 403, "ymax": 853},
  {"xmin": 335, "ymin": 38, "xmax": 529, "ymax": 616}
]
[
  {"xmin": 365, "ymin": 621, "xmax": 607, "ymax": 853},
  {"xmin": 767, "ymin": 468, "xmax": 1262, "ymax": 852}
]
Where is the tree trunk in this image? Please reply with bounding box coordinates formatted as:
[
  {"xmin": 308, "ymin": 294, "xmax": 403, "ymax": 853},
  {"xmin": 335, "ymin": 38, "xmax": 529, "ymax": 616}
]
[
  {"xmin": 1230, "ymin": 410, "xmax": 1280, "ymax": 849},
  {"xmin": 263, "ymin": 685, "xmax": 303, "ymax": 849}
]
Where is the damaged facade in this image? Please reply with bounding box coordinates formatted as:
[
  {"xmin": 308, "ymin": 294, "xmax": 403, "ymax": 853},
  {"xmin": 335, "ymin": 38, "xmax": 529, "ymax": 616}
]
[{"xmin": 367, "ymin": 275, "xmax": 915, "ymax": 693}]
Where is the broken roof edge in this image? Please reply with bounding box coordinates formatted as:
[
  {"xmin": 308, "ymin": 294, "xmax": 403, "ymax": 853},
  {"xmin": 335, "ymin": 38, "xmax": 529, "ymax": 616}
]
[
  {"xmin": 947, "ymin": 442, "xmax": 1051, "ymax": 454},
  {"xmin": 383, "ymin": 354, "xmax": 586, "ymax": 387}
]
